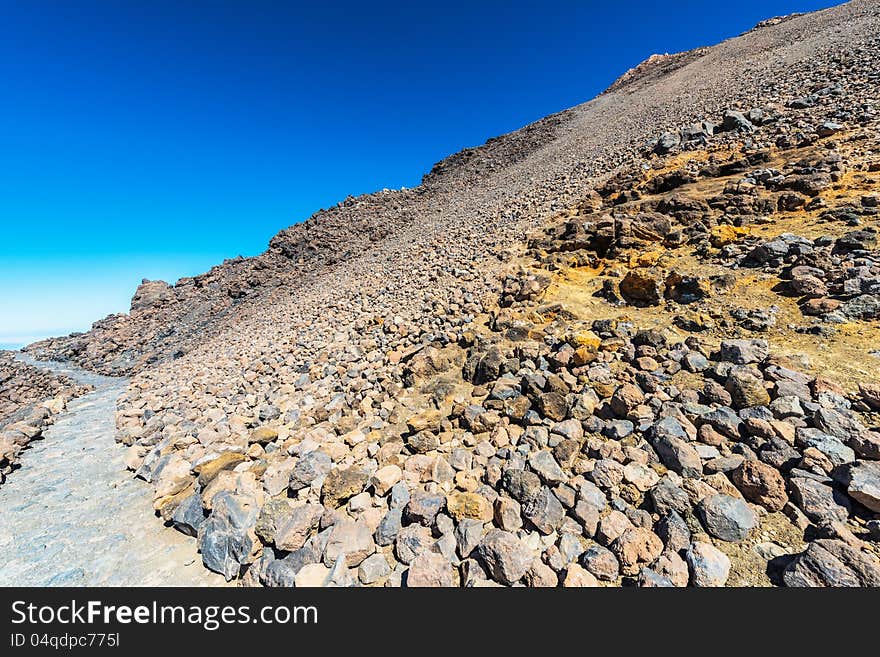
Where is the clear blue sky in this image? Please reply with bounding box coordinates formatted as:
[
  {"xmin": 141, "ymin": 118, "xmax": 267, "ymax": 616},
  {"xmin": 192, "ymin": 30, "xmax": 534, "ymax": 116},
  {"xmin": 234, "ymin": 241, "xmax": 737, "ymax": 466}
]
[{"xmin": 0, "ymin": 0, "xmax": 837, "ymax": 345}]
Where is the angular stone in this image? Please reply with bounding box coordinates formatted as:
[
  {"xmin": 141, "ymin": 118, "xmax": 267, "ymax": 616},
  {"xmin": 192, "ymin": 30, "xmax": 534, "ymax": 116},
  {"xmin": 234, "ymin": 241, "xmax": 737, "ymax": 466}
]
[
  {"xmin": 623, "ymin": 462, "xmax": 660, "ymax": 492},
  {"xmin": 195, "ymin": 452, "xmax": 246, "ymax": 487},
  {"xmin": 797, "ymin": 428, "xmax": 856, "ymax": 468},
  {"xmin": 730, "ymin": 460, "xmax": 788, "ymax": 511},
  {"xmin": 322, "ymin": 519, "xmax": 376, "ymax": 567},
  {"xmin": 611, "ymin": 527, "xmax": 664, "ymax": 576},
  {"xmin": 525, "ymin": 561, "xmax": 559, "ymax": 587},
  {"xmin": 651, "ymin": 435, "xmax": 702, "ymax": 479},
  {"xmin": 249, "ymin": 427, "xmax": 278, "ymax": 445},
  {"xmin": 789, "ymin": 477, "xmax": 851, "ymax": 524},
  {"xmin": 528, "ymin": 450, "xmax": 567, "ymax": 485},
  {"xmin": 596, "ymin": 510, "xmax": 634, "ymax": 546},
  {"xmin": 834, "ymin": 460, "xmax": 880, "ymax": 512},
  {"xmin": 656, "ymin": 511, "xmax": 691, "ymax": 554},
  {"xmin": 725, "ymin": 368, "xmax": 770, "ymax": 409},
  {"xmin": 784, "ymin": 539, "xmax": 880, "ymax": 587},
  {"xmin": 523, "ymin": 486, "xmax": 565, "ymax": 534},
  {"xmin": 720, "ymin": 339, "xmax": 769, "ymax": 364},
  {"xmin": 494, "ymin": 496, "xmax": 523, "ymax": 532},
  {"xmin": 405, "ymin": 491, "xmax": 446, "ymax": 526},
  {"xmin": 152, "ymin": 454, "xmax": 195, "ymax": 516},
  {"xmin": 289, "ymin": 450, "xmax": 332, "ymax": 491},
  {"xmin": 254, "ymin": 498, "xmax": 294, "ymax": 545},
  {"xmin": 698, "ymin": 494, "xmax": 758, "ymax": 542},
  {"xmin": 358, "ymin": 553, "xmax": 391, "ymax": 585},
  {"xmin": 650, "ymin": 478, "xmax": 691, "ymax": 517},
  {"xmin": 580, "ymin": 544, "xmax": 620, "ymax": 581},
  {"xmin": 370, "ymin": 464, "xmax": 402, "ymax": 496},
  {"xmin": 502, "ymin": 468, "xmax": 542, "ymax": 504},
  {"xmin": 537, "ymin": 392, "xmax": 568, "ymax": 422},
  {"xmin": 620, "ymin": 268, "xmax": 664, "ymax": 306},
  {"xmin": 477, "ymin": 529, "xmax": 534, "ymax": 585},
  {"xmin": 274, "ymin": 503, "xmax": 324, "ymax": 551},
  {"xmin": 406, "ymin": 552, "xmax": 457, "ymax": 587},
  {"xmin": 446, "ymin": 491, "xmax": 493, "ymax": 521},
  {"xmin": 394, "ymin": 524, "xmax": 434, "ymax": 565},
  {"xmin": 454, "ymin": 518, "xmax": 485, "ymax": 558},
  {"xmin": 638, "ymin": 568, "xmax": 675, "ymax": 587},
  {"xmin": 171, "ymin": 493, "xmax": 207, "ymax": 538},
  {"xmin": 198, "ymin": 492, "xmax": 260, "ymax": 581},
  {"xmin": 322, "ymin": 467, "xmax": 370, "ymax": 508},
  {"xmin": 374, "ymin": 507, "xmax": 403, "ymax": 546},
  {"xmin": 293, "ymin": 562, "xmax": 331, "ymax": 587},
  {"xmin": 686, "ymin": 541, "xmax": 730, "ymax": 587},
  {"xmin": 562, "ymin": 563, "xmax": 600, "ymax": 587},
  {"xmin": 590, "ymin": 458, "xmax": 625, "ymax": 488}
]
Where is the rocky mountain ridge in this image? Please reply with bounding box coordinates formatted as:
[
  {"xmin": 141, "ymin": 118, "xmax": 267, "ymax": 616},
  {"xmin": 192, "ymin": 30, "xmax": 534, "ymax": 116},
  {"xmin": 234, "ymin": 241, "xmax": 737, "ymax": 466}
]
[{"xmin": 13, "ymin": 1, "xmax": 880, "ymax": 587}]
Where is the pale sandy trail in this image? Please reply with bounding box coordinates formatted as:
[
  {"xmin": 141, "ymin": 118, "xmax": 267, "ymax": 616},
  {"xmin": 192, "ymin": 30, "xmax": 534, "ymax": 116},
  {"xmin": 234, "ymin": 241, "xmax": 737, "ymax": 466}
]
[{"xmin": 0, "ymin": 355, "xmax": 223, "ymax": 586}]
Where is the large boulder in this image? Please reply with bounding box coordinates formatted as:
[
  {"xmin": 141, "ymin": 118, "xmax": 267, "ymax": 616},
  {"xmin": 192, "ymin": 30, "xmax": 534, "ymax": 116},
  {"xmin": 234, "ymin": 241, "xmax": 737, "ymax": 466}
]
[
  {"xmin": 198, "ymin": 492, "xmax": 261, "ymax": 581},
  {"xmin": 784, "ymin": 539, "xmax": 880, "ymax": 587}
]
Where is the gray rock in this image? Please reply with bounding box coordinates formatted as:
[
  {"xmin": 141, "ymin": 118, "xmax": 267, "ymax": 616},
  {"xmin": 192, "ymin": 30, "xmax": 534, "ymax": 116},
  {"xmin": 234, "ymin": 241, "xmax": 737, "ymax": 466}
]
[
  {"xmin": 721, "ymin": 109, "xmax": 755, "ymax": 132},
  {"xmin": 358, "ymin": 553, "xmax": 391, "ymax": 584},
  {"xmin": 590, "ymin": 458, "xmax": 626, "ymax": 488},
  {"xmin": 558, "ymin": 532, "xmax": 586, "ymax": 564},
  {"xmin": 686, "ymin": 541, "xmax": 731, "ymax": 587},
  {"xmin": 394, "ymin": 524, "xmax": 434, "ymax": 565},
  {"xmin": 274, "ymin": 503, "xmax": 324, "ymax": 551},
  {"xmin": 454, "ymin": 518, "xmax": 485, "ymax": 558},
  {"xmin": 198, "ymin": 492, "xmax": 260, "ymax": 581},
  {"xmin": 259, "ymin": 404, "xmax": 281, "ymax": 421},
  {"xmin": 171, "ymin": 493, "xmax": 206, "ymax": 537},
  {"xmin": 528, "ymin": 450, "xmax": 567, "ymax": 485},
  {"xmin": 784, "ymin": 539, "xmax": 880, "ymax": 587},
  {"xmin": 651, "ymin": 433, "xmax": 702, "ymax": 479},
  {"xmin": 262, "ymin": 549, "xmax": 315, "ymax": 587},
  {"xmin": 405, "ymin": 491, "xmax": 445, "ymax": 526},
  {"xmin": 288, "ymin": 450, "xmax": 332, "ymax": 491},
  {"xmin": 698, "ymin": 494, "xmax": 758, "ymax": 542},
  {"xmin": 580, "ymin": 544, "xmax": 619, "ymax": 580},
  {"xmin": 656, "ymin": 511, "xmax": 691, "ymax": 554},
  {"xmin": 650, "ymin": 478, "xmax": 691, "ymax": 517},
  {"xmin": 322, "ymin": 519, "xmax": 375, "ymax": 567},
  {"xmin": 833, "ymin": 460, "xmax": 880, "ymax": 512},
  {"xmin": 604, "ymin": 419, "xmax": 634, "ymax": 440},
  {"xmin": 637, "ymin": 568, "xmax": 675, "ymax": 587},
  {"xmin": 683, "ymin": 352, "xmax": 709, "ymax": 372},
  {"xmin": 789, "ymin": 477, "xmax": 851, "ymax": 523},
  {"xmin": 770, "ymin": 395, "xmax": 804, "ymax": 419},
  {"xmin": 502, "ymin": 468, "xmax": 542, "ymax": 504},
  {"xmin": 700, "ymin": 407, "xmax": 742, "ymax": 439},
  {"xmin": 477, "ymin": 529, "xmax": 534, "ymax": 585},
  {"xmin": 577, "ymin": 480, "xmax": 607, "ymax": 512},
  {"xmin": 654, "ymin": 131, "xmax": 681, "ymax": 155},
  {"xmin": 374, "ymin": 507, "xmax": 403, "ymax": 546},
  {"xmin": 796, "ymin": 428, "xmax": 856, "ymax": 467},
  {"xmin": 523, "ymin": 486, "xmax": 565, "ymax": 534},
  {"xmin": 389, "ymin": 482, "xmax": 410, "ymax": 509},
  {"xmin": 720, "ymin": 339, "xmax": 768, "ymax": 364}
]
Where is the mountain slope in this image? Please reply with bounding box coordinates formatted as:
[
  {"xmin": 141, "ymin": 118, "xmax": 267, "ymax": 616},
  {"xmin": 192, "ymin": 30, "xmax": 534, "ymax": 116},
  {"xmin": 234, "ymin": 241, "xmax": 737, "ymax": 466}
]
[{"xmin": 24, "ymin": 1, "xmax": 880, "ymax": 587}]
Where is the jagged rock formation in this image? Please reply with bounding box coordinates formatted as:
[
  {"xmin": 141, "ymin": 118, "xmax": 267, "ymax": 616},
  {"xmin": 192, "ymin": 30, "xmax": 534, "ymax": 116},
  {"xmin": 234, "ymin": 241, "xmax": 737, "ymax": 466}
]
[{"xmin": 15, "ymin": 1, "xmax": 880, "ymax": 586}]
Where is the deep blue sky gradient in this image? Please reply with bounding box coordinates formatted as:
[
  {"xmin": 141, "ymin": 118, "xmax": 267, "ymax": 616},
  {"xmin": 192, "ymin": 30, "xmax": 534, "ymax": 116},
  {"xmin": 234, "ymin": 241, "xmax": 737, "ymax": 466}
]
[{"xmin": 0, "ymin": 0, "xmax": 838, "ymax": 344}]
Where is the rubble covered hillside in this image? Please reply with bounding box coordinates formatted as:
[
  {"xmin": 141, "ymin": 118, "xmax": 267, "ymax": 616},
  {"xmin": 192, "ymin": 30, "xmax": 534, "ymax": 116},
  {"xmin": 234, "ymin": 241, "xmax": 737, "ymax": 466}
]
[{"xmin": 20, "ymin": 1, "xmax": 880, "ymax": 586}]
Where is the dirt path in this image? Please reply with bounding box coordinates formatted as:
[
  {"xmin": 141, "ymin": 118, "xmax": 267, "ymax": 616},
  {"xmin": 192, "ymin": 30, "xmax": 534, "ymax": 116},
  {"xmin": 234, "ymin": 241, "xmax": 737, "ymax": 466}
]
[{"xmin": 0, "ymin": 355, "xmax": 223, "ymax": 586}]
